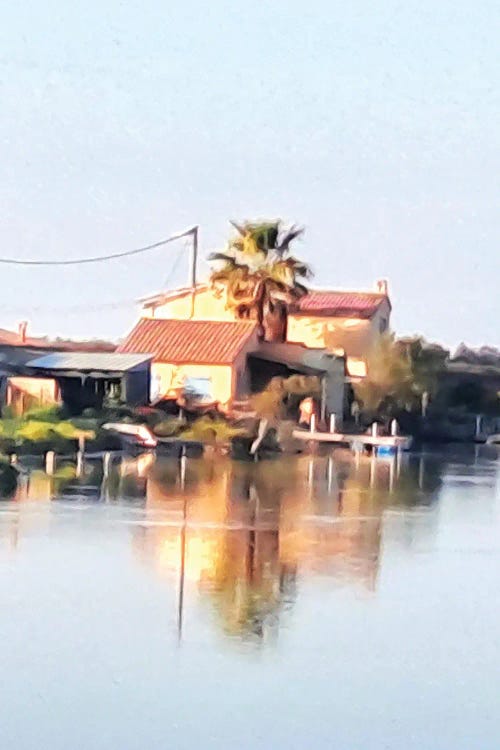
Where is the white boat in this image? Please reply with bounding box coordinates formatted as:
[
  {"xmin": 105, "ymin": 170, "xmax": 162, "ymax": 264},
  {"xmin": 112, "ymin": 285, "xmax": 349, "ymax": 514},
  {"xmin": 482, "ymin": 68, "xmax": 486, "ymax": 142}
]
[
  {"xmin": 485, "ymin": 434, "xmax": 500, "ymax": 445},
  {"xmin": 102, "ymin": 422, "xmax": 158, "ymax": 449}
]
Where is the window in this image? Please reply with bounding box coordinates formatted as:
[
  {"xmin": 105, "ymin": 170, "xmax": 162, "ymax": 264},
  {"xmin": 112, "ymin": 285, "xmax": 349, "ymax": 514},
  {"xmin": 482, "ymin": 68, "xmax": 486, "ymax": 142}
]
[{"xmin": 183, "ymin": 377, "xmax": 213, "ymax": 402}]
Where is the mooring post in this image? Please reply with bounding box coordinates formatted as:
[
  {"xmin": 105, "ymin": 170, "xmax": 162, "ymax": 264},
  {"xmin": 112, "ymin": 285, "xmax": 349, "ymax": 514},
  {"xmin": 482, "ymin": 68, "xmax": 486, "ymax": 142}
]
[
  {"xmin": 46, "ymin": 451, "xmax": 56, "ymax": 476},
  {"xmin": 179, "ymin": 446, "xmax": 187, "ymax": 491},
  {"xmin": 327, "ymin": 456, "xmax": 334, "ymax": 493},
  {"xmin": 310, "ymin": 413, "xmax": 317, "ymax": 433},
  {"xmin": 329, "ymin": 413, "xmax": 336, "ymax": 433}
]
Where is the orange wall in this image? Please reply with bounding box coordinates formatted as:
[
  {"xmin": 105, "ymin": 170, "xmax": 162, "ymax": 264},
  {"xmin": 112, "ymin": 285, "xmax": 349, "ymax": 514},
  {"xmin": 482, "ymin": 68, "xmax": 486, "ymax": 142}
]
[
  {"xmin": 7, "ymin": 377, "xmax": 60, "ymax": 415},
  {"xmin": 287, "ymin": 302, "xmax": 391, "ymax": 358},
  {"xmin": 144, "ymin": 287, "xmax": 234, "ymax": 322}
]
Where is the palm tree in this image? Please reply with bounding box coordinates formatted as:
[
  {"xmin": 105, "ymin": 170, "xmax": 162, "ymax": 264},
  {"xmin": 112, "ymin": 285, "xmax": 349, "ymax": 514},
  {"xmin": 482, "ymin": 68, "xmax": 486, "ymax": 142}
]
[{"xmin": 209, "ymin": 220, "xmax": 311, "ymax": 341}]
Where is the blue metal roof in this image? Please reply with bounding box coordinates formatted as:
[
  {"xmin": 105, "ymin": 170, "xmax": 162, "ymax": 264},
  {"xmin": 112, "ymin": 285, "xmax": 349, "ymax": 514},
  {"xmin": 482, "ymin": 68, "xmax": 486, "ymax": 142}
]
[{"xmin": 26, "ymin": 352, "xmax": 152, "ymax": 372}]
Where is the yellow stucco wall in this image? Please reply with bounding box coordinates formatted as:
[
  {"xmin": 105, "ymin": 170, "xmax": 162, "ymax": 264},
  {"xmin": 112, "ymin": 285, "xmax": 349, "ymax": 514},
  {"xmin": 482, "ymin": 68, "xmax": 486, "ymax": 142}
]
[
  {"xmin": 7, "ymin": 377, "xmax": 60, "ymax": 415},
  {"xmin": 144, "ymin": 287, "xmax": 234, "ymax": 322},
  {"xmin": 151, "ymin": 362, "xmax": 234, "ymax": 406},
  {"xmin": 287, "ymin": 302, "xmax": 390, "ymax": 358}
]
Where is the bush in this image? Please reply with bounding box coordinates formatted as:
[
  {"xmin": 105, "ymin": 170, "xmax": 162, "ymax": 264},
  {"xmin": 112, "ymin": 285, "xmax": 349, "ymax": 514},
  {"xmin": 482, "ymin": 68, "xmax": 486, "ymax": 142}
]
[
  {"xmin": 153, "ymin": 418, "xmax": 184, "ymax": 438},
  {"xmin": 24, "ymin": 405, "xmax": 68, "ymax": 423},
  {"xmin": 0, "ymin": 460, "xmax": 18, "ymax": 498},
  {"xmin": 181, "ymin": 416, "xmax": 246, "ymax": 445}
]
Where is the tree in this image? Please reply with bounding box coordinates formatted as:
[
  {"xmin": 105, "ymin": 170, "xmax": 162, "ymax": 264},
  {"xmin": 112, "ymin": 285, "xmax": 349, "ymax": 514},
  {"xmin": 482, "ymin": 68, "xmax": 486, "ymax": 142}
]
[
  {"xmin": 209, "ymin": 220, "xmax": 311, "ymax": 341},
  {"xmin": 354, "ymin": 335, "xmax": 448, "ymax": 418},
  {"xmin": 396, "ymin": 337, "xmax": 449, "ymax": 412},
  {"xmin": 354, "ymin": 334, "xmax": 413, "ymax": 416}
]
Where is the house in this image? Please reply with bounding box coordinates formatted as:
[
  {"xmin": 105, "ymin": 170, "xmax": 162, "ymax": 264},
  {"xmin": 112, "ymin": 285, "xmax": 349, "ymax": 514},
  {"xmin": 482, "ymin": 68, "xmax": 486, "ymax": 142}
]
[
  {"xmin": 118, "ymin": 318, "xmax": 260, "ymax": 409},
  {"xmin": 287, "ymin": 281, "xmax": 391, "ymax": 366},
  {"xmin": 0, "ymin": 323, "xmax": 137, "ymax": 415},
  {"xmin": 118, "ymin": 316, "xmax": 346, "ymax": 419},
  {"xmin": 131, "ymin": 279, "xmax": 391, "ymax": 384},
  {"xmin": 118, "ymin": 280, "xmax": 390, "ymax": 421}
]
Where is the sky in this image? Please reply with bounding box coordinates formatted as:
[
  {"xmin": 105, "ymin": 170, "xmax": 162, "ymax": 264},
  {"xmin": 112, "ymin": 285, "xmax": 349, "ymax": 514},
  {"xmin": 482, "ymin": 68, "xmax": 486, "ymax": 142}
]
[{"xmin": 1, "ymin": 0, "xmax": 499, "ymax": 349}]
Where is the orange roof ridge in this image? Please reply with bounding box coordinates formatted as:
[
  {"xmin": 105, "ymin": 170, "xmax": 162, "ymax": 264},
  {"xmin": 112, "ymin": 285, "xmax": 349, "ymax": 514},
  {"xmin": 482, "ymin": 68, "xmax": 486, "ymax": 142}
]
[{"xmin": 118, "ymin": 318, "xmax": 257, "ymax": 365}]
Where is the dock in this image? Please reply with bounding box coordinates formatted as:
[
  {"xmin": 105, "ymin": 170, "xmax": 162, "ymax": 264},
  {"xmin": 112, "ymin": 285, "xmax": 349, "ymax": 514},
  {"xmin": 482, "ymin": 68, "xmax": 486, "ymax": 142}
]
[{"xmin": 292, "ymin": 429, "xmax": 413, "ymax": 451}]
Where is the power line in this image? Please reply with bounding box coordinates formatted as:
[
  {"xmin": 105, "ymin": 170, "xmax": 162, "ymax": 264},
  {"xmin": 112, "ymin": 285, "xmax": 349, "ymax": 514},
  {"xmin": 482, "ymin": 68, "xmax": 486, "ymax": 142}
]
[
  {"xmin": 0, "ymin": 226, "xmax": 197, "ymax": 266},
  {"xmin": 0, "ymin": 242, "xmax": 190, "ymax": 316}
]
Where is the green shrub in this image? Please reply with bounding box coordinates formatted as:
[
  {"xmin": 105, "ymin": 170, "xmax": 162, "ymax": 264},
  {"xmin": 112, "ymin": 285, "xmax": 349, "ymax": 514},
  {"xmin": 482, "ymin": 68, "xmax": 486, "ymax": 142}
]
[
  {"xmin": 0, "ymin": 459, "xmax": 19, "ymax": 497},
  {"xmin": 153, "ymin": 418, "xmax": 184, "ymax": 438},
  {"xmin": 181, "ymin": 416, "xmax": 246, "ymax": 445},
  {"xmin": 24, "ymin": 405, "xmax": 67, "ymax": 423}
]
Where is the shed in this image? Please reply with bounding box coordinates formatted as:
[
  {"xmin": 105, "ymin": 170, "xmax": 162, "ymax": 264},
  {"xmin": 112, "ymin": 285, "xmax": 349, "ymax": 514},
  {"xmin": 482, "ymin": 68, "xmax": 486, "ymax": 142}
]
[{"xmin": 25, "ymin": 352, "xmax": 153, "ymax": 414}]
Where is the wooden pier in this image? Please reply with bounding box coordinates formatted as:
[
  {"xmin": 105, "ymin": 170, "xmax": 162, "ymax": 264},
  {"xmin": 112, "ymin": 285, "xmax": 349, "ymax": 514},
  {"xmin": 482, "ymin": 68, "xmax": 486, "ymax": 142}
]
[{"xmin": 292, "ymin": 429, "xmax": 413, "ymax": 451}]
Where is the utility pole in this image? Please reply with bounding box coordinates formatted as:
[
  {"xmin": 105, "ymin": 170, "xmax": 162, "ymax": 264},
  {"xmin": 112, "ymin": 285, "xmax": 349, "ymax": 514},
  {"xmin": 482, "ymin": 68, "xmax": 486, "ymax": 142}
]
[{"xmin": 189, "ymin": 226, "xmax": 198, "ymax": 319}]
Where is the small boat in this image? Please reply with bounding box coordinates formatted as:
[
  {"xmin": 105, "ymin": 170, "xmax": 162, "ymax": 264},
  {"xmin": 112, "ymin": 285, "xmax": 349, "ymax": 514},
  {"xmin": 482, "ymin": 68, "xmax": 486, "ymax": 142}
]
[
  {"xmin": 102, "ymin": 423, "xmax": 158, "ymax": 451},
  {"xmin": 485, "ymin": 434, "xmax": 500, "ymax": 445}
]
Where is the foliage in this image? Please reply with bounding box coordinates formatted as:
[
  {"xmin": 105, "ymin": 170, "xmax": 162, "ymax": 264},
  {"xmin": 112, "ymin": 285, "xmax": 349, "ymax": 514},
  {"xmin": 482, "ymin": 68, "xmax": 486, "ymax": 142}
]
[
  {"xmin": 396, "ymin": 338, "xmax": 449, "ymax": 398},
  {"xmin": 23, "ymin": 405, "xmax": 68, "ymax": 423},
  {"xmin": 153, "ymin": 418, "xmax": 184, "ymax": 438},
  {"xmin": 355, "ymin": 334, "xmax": 448, "ymax": 417},
  {"xmin": 0, "ymin": 458, "xmax": 18, "ymax": 497},
  {"xmin": 250, "ymin": 378, "xmax": 286, "ymax": 421},
  {"xmin": 209, "ymin": 219, "xmax": 311, "ymax": 340},
  {"xmin": 250, "ymin": 374, "xmax": 321, "ymax": 421},
  {"xmin": 452, "ymin": 344, "xmax": 500, "ymax": 367},
  {"xmin": 0, "ymin": 411, "xmax": 95, "ymax": 455},
  {"xmin": 181, "ymin": 416, "xmax": 246, "ymax": 445}
]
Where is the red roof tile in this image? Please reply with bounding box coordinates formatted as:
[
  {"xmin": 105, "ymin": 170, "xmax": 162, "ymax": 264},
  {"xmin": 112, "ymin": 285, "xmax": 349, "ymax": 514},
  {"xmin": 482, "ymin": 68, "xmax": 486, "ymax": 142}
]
[
  {"xmin": 0, "ymin": 327, "xmax": 115, "ymax": 351},
  {"xmin": 118, "ymin": 318, "xmax": 257, "ymax": 364},
  {"xmin": 295, "ymin": 290, "xmax": 389, "ymax": 319}
]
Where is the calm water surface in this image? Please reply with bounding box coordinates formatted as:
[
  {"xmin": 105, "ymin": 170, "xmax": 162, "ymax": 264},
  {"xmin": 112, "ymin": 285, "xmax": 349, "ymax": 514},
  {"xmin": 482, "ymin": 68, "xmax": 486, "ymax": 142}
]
[{"xmin": 1, "ymin": 446, "xmax": 500, "ymax": 749}]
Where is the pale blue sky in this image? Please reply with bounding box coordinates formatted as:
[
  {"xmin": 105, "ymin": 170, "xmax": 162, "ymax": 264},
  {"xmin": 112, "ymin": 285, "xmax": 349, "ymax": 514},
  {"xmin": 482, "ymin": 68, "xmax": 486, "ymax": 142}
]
[{"xmin": 1, "ymin": 0, "xmax": 499, "ymax": 348}]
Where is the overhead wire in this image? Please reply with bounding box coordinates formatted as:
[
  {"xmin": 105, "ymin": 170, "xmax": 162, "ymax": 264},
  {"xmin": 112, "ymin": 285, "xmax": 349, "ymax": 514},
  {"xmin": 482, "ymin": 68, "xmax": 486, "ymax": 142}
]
[
  {"xmin": 0, "ymin": 227, "xmax": 196, "ymax": 266},
  {"xmin": 0, "ymin": 227, "xmax": 196, "ymax": 314}
]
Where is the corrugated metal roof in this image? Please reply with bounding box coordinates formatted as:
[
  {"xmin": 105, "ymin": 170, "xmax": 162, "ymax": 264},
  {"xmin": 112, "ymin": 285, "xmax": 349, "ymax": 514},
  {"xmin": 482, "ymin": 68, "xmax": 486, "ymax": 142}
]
[
  {"xmin": 118, "ymin": 318, "xmax": 257, "ymax": 364},
  {"xmin": 26, "ymin": 352, "xmax": 152, "ymax": 372},
  {"xmin": 295, "ymin": 290, "xmax": 388, "ymax": 319}
]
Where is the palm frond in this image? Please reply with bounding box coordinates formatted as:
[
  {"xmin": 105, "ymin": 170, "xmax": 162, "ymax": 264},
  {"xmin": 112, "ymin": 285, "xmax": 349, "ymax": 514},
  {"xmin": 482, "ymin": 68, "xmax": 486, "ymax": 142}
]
[
  {"xmin": 208, "ymin": 252, "xmax": 237, "ymax": 264},
  {"xmin": 276, "ymin": 225, "xmax": 304, "ymax": 255},
  {"xmin": 229, "ymin": 220, "xmax": 246, "ymax": 237}
]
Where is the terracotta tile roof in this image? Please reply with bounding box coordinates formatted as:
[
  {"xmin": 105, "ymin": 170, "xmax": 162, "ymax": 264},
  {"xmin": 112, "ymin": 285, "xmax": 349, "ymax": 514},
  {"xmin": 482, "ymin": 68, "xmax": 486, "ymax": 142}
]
[
  {"xmin": 0, "ymin": 328, "xmax": 48, "ymax": 347},
  {"xmin": 294, "ymin": 290, "xmax": 389, "ymax": 319},
  {"xmin": 118, "ymin": 318, "xmax": 257, "ymax": 364},
  {"xmin": 0, "ymin": 327, "xmax": 115, "ymax": 351}
]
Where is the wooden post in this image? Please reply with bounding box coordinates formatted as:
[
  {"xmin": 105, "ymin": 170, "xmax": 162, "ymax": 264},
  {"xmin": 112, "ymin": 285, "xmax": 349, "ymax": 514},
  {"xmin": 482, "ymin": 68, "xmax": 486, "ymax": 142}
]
[
  {"xmin": 320, "ymin": 377, "xmax": 327, "ymax": 424},
  {"xmin": 329, "ymin": 413, "xmax": 336, "ymax": 433},
  {"xmin": 310, "ymin": 413, "xmax": 316, "ymax": 433},
  {"xmin": 371, "ymin": 422, "xmax": 378, "ymax": 438},
  {"xmin": 327, "ymin": 456, "xmax": 334, "ymax": 493},
  {"xmin": 46, "ymin": 451, "xmax": 56, "ymax": 476},
  {"xmin": 179, "ymin": 446, "xmax": 187, "ymax": 490},
  {"xmin": 390, "ymin": 419, "xmax": 398, "ymax": 436}
]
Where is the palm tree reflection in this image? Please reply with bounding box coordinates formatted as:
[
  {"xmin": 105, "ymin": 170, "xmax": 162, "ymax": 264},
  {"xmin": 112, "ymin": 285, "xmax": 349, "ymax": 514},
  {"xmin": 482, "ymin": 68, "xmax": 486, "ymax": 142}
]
[{"xmin": 130, "ymin": 451, "xmax": 437, "ymax": 641}]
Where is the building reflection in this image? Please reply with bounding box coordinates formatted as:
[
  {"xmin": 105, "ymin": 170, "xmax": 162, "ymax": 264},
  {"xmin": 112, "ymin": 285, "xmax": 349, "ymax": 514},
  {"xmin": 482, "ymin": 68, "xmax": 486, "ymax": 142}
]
[
  {"xmin": 0, "ymin": 448, "xmax": 444, "ymax": 640},
  {"xmin": 129, "ymin": 451, "xmax": 427, "ymax": 640}
]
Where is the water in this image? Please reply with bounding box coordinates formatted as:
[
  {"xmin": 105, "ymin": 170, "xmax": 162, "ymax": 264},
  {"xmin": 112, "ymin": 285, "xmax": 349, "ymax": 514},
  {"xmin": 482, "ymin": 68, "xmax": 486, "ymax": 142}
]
[{"xmin": 1, "ymin": 446, "xmax": 500, "ymax": 749}]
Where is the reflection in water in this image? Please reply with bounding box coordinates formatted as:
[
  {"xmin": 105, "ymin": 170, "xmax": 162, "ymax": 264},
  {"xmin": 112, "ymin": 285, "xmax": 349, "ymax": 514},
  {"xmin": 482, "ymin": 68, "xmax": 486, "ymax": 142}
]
[
  {"xmin": 124, "ymin": 449, "xmax": 446, "ymax": 640},
  {"xmin": 1, "ymin": 448, "xmax": 447, "ymax": 642},
  {"xmin": 2, "ymin": 446, "xmax": 499, "ymax": 750}
]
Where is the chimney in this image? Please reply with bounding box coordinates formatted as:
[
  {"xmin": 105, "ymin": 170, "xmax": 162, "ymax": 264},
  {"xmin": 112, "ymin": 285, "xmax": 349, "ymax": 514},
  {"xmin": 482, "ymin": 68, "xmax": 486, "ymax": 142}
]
[
  {"xmin": 18, "ymin": 321, "xmax": 28, "ymax": 344},
  {"xmin": 376, "ymin": 279, "xmax": 389, "ymax": 296}
]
